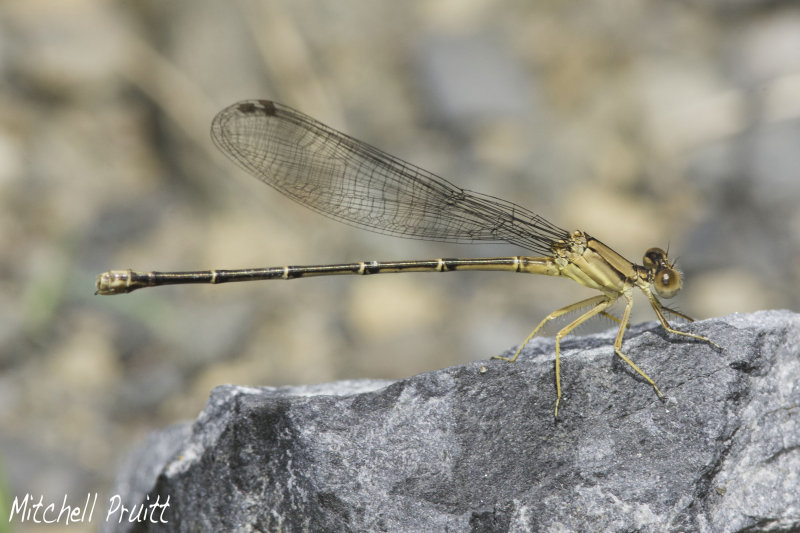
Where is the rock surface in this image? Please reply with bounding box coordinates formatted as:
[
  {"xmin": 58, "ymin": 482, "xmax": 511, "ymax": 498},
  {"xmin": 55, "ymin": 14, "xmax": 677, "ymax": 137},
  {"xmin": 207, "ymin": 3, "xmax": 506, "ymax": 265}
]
[{"xmin": 105, "ymin": 310, "xmax": 800, "ymax": 532}]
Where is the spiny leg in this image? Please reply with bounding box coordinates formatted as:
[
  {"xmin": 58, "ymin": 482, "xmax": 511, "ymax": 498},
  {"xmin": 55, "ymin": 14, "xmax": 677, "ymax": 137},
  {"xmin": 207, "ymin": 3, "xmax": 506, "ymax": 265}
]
[
  {"xmin": 492, "ymin": 294, "xmax": 613, "ymax": 418},
  {"xmin": 611, "ymin": 293, "xmax": 664, "ymax": 399},
  {"xmin": 600, "ymin": 310, "xmax": 630, "ymax": 328},
  {"xmin": 647, "ymin": 294, "xmax": 721, "ymax": 349},
  {"xmin": 492, "ymin": 295, "xmax": 609, "ymax": 363},
  {"xmin": 550, "ymin": 297, "xmax": 615, "ymax": 417},
  {"xmin": 657, "ymin": 303, "xmax": 695, "ymax": 323}
]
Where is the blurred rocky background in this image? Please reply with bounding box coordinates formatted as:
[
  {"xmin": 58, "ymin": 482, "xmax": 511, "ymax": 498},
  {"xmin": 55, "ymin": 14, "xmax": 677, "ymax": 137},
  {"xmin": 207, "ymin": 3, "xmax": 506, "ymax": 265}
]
[{"xmin": 1, "ymin": 1, "xmax": 799, "ymax": 531}]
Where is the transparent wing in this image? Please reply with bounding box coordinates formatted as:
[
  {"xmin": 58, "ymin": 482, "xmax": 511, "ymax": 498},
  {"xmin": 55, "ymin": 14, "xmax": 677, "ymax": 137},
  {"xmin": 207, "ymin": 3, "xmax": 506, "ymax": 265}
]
[{"xmin": 211, "ymin": 100, "xmax": 568, "ymax": 255}]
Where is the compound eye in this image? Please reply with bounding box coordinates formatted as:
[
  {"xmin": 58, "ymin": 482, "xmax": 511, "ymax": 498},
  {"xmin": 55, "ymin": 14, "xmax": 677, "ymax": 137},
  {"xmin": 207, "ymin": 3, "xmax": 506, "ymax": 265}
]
[
  {"xmin": 643, "ymin": 248, "xmax": 667, "ymax": 270},
  {"xmin": 654, "ymin": 267, "xmax": 682, "ymax": 298}
]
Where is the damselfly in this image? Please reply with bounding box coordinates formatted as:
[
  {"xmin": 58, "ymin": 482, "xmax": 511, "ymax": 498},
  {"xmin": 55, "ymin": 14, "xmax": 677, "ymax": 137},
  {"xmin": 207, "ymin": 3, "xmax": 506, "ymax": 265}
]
[{"xmin": 97, "ymin": 100, "xmax": 719, "ymax": 416}]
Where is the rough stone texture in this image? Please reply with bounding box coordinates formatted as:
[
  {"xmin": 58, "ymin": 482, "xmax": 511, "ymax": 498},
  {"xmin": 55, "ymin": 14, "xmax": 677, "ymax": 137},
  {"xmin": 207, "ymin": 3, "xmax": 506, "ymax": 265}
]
[{"xmin": 105, "ymin": 310, "xmax": 800, "ymax": 532}]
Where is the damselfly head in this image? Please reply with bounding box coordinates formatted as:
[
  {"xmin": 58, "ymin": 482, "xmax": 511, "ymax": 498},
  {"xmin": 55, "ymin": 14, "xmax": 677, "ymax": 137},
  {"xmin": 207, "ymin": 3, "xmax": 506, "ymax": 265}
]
[{"xmin": 643, "ymin": 247, "xmax": 682, "ymax": 298}]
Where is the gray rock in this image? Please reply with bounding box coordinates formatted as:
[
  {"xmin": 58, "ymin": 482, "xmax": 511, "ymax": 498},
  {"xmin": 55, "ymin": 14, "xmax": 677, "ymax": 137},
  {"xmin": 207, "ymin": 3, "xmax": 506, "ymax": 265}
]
[{"xmin": 104, "ymin": 310, "xmax": 800, "ymax": 532}]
